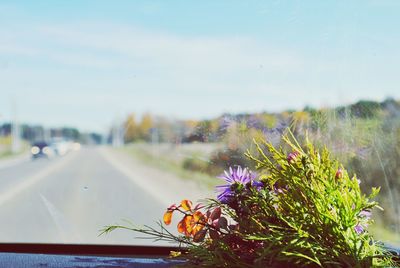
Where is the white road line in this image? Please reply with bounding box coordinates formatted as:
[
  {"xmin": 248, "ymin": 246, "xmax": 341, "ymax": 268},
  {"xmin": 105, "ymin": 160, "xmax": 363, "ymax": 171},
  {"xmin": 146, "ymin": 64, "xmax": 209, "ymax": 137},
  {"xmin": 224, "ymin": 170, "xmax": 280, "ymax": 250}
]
[
  {"xmin": 0, "ymin": 153, "xmax": 77, "ymax": 207},
  {"xmin": 40, "ymin": 194, "xmax": 82, "ymax": 243}
]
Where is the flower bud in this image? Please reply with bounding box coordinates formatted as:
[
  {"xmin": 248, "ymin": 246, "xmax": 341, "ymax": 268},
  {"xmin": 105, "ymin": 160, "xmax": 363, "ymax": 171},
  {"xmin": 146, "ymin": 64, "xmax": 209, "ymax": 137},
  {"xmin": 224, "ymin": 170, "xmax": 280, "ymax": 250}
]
[
  {"xmin": 193, "ymin": 229, "xmax": 207, "ymax": 242},
  {"xmin": 212, "ymin": 219, "xmax": 220, "ymax": 230},
  {"xmin": 210, "ymin": 207, "xmax": 222, "ymax": 220},
  {"xmin": 335, "ymin": 168, "xmax": 343, "ymax": 179},
  {"xmin": 287, "ymin": 151, "xmax": 300, "ymax": 164},
  {"xmin": 209, "ymin": 229, "xmax": 220, "ymax": 240},
  {"xmin": 218, "ymin": 217, "xmax": 228, "ymax": 230}
]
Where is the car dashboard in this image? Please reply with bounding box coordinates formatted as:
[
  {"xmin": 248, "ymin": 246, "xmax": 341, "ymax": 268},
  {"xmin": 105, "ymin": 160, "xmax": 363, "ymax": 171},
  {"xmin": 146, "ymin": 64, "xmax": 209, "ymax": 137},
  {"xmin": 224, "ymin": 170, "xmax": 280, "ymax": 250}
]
[{"xmin": 0, "ymin": 244, "xmax": 184, "ymax": 267}]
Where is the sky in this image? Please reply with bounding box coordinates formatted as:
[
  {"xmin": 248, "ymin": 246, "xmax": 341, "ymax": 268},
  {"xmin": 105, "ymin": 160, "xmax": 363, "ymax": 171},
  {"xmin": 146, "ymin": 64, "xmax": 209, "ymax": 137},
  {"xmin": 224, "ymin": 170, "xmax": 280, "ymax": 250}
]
[{"xmin": 0, "ymin": 0, "xmax": 399, "ymax": 133}]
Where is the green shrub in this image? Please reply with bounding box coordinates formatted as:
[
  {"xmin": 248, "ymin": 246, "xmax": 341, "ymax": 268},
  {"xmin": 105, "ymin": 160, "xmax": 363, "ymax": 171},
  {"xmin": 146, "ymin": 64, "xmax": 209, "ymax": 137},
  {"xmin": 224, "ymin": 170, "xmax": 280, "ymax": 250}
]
[{"xmin": 182, "ymin": 157, "xmax": 209, "ymax": 173}]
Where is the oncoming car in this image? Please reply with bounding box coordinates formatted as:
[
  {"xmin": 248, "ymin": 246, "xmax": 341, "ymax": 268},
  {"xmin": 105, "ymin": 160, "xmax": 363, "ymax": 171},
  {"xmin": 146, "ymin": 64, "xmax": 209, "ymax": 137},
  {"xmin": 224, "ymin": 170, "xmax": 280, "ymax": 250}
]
[{"xmin": 31, "ymin": 141, "xmax": 54, "ymax": 159}]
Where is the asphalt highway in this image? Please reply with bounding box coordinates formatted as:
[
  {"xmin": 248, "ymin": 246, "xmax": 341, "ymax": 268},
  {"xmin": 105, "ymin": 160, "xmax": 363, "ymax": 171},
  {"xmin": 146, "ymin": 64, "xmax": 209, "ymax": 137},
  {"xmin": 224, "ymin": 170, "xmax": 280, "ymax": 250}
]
[{"xmin": 0, "ymin": 147, "xmax": 210, "ymax": 245}]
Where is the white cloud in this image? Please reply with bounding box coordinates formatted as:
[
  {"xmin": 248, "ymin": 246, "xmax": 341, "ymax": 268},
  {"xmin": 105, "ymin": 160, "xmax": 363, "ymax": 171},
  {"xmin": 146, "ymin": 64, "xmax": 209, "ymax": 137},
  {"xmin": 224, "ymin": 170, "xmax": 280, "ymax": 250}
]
[
  {"xmin": 1, "ymin": 21, "xmax": 399, "ymax": 131},
  {"xmin": 35, "ymin": 23, "xmax": 304, "ymax": 74},
  {"xmin": 0, "ymin": 44, "xmax": 39, "ymax": 57}
]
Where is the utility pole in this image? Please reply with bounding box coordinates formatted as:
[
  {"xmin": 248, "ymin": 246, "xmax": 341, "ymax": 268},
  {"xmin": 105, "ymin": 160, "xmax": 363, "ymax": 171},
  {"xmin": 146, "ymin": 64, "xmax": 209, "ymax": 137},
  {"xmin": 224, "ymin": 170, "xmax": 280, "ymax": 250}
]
[
  {"xmin": 112, "ymin": 119, "xmax": 123, "ymax": 147},
  {"xmin": 150, "ymin": 127, "xmax": 159, "ymax": 155},
  {"xmin": 151, "ymin": 127, "xmax": 159, "ymax": 145},
  {"xmin": 11, "ymin": 100, "xmax": 21, "ymax": 153}
]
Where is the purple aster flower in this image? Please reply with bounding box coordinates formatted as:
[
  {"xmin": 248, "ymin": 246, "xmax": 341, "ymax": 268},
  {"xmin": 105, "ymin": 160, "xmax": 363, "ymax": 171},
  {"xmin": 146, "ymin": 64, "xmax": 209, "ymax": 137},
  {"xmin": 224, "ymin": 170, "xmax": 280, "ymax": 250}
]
[
  {"xmin": 359, "ymin": 210, "xmax": 372, "ymax": 219},
  {"xmin": 216, "ymin": 166, "xmax": 256, "ymax": 203},
  {"xmin": 252, "ymin": 180, "xmax": 264, "ymax": 190},
  {"xmin": 354, "ymin": 210, "xmax": 370, "ymax": 234},
  {"xmin": 354, "ymin": 223, "xmax": 364, "ymax": 234}
]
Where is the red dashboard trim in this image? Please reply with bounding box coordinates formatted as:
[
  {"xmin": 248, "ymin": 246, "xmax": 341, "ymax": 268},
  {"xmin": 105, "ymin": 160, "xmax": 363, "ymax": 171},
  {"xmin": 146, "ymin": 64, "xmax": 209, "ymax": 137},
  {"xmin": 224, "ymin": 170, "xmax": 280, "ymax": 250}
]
[{"xmin": 0, "ymin": 243, "xmax": 181, "ymax": 257}]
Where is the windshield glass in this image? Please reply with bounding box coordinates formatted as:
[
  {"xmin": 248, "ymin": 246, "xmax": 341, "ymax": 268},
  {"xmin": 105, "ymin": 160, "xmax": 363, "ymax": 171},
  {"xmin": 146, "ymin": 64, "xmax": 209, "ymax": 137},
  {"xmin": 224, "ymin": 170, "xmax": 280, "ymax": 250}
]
[{"xmin": 0, "ymin": 1, "xmax": 399, "ymax": 247}]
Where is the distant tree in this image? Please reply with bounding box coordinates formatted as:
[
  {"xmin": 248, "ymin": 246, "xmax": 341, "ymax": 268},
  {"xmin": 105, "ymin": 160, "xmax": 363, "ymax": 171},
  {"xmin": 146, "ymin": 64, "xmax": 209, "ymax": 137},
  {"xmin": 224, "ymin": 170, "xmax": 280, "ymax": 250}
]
[
  {"xmin": 260, "ymin": 113, "xmax": 277, "ymax": 129},
  {"xmin": 0, "ymin": 123, "xmax": 12, "ymax": 136},
  {"xmin": 21, "ymin": 124, "xmax": 34, "ymax": 141},
  {"xmin": 303, "ymin": 105, "xmax": 316, "ymax": 114},
  {"xmin": 191, "ymin": 120, "xmax": 220, "ymax": 142},
  {"xmin": 31, "ymin": 126, "xmax": 45, "ymax": 142},
  {"xmin": 350, "ymin": 100, "xmax": 381, "ymax": 118},
  {"xmin": 123, "ymin": 113, "xmax": 138, "ymax": 143},
  {"xmin": 309, "ymin": 109, "xmax": 329, "ymax": 134},
  {"xmin": 381, "ymin": 97, "xmax": 400, "ymax": 117},
  {"xmin": 183, "ymin": 120, "xmax": 198, "ymax": 130},
  {"xmin": 90, "ymin": 133, "xmax": 103, "ymax": 144},
  {"xmin": 291, "ymin": 111, "xmax": 311, "ymax": 134},
  {"xmin": 138, "ymin": 113, "xmax": 153, "ymax": 141},
  {"xmin": 61, "ymin": 127, "xmax": 80, "ymax": 140},
  {"xmin": 193, "ymin": 121, "xmax": 211, "ymax": 142}
]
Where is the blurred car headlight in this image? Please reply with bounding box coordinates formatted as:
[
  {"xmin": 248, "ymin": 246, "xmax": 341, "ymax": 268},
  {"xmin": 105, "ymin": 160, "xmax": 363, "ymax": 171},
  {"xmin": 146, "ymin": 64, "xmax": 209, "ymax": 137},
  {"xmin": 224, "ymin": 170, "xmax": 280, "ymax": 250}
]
[
  {"xmin": 43, "ymin": 146, "xmax": 52, "ymax": 155},
  {"xmin": 31, "ymin": 146, "xmax": 40, "ymax": 155}
]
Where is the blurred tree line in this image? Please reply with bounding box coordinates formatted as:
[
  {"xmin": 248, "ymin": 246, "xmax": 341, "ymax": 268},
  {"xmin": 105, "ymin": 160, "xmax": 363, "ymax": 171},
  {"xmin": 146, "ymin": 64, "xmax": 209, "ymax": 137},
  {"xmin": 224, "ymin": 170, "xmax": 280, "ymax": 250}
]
[{"xmin": 0, "ymin": 123, "xmax": 101, "ymax": 144}]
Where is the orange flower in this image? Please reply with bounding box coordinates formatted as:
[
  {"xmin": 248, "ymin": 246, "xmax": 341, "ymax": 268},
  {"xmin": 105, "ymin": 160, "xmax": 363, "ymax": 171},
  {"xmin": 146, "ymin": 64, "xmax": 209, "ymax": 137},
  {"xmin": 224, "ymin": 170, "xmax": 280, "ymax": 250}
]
[
  {"xmin": 181, "ymin": 200, "xmax": 193, "ymax": 211},
  {"xmin": 163, "ymin": 203, "xmax": 178, "ymax": 225},
  {"xmin": 163, "ymin": 210, "xmax": 173, "ymax": 225},
  {"xmin": 178, "ymin": 211, "xmax": 206, "ymax": 237},
  {"xmin": 190, "ymin": 211, "xmax": 206, "ymax": 236},
  {"xmin": 177, "ymin": 219, "xmax": 185, "ymax": 234},
  {"xmin": 163, "ymin": 200, "xmax": 208, "ymax": 238},
  {"xmin": 177, "ymin": 215, "xmax": 193, "ymax": 236},
  {"xmin": 176, "ymin": 211, "xmax": 206, "ymax": 237}
]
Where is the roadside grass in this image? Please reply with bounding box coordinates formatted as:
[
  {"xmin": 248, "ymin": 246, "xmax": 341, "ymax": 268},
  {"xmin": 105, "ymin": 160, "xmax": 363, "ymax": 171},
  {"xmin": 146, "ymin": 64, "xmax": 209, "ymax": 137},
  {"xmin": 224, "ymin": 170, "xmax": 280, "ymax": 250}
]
[
  {"xmin": 0, "ymin": 136, "xmax": 29, "ymax": 159},
  {"xmin": 0, "ymin": 136, "xmax": 14, "ymax": 159},
  {"xmin": 369, "ymin": 224, "xmax": 400, "ymax": 247},
  {"xmin": 0, "ymin": 150, "xmax": 14, "ymax": 159},
  {"xmin": 118, "ymin": 143, "xmax": 220, "ymax": 190}
]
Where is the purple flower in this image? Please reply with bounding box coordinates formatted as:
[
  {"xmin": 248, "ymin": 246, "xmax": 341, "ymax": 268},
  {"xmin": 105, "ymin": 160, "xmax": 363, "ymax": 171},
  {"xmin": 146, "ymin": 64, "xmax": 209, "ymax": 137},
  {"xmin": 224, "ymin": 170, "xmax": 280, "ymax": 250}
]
[
  {"xmin": 273, "ymin": 182, "xmax": 288, "ymax": 194},
  {"xmin": 354, "ymin": 224, "xmax": 364, "ymax": 234},
  {"xmin": 359, "ymin": 210, "xmax": 371, "ymax": 219},
  {"xmin": 216, "ymin": 166, "xmax": 256, "ymax": 203},
  {"xmin": 252, "ymin": 180, "xmax": 264, "ymax": 190},
  {"xmin": 354, "ymin": 211, "xmax": 370, "ymax": 235},
  {"xmin": 273, "ymin": 183, "xmax": 284, "ymax": 194}
]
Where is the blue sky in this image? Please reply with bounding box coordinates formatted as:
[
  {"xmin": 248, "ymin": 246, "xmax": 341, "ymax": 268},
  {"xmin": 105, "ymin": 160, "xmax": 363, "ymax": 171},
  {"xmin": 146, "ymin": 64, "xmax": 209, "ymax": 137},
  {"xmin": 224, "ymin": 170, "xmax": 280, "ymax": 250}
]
[{"xmin": 0, "ymin": 1, "xmax": 399, "ymax": 132}]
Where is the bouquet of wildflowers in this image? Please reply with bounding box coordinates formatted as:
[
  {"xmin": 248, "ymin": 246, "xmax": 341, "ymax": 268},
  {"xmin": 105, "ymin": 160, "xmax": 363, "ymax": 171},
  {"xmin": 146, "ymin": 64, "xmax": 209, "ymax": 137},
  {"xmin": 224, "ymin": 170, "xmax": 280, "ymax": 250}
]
[{"xmin": 102, "ymin": 133, "xmax": 396, "ymax": 267}]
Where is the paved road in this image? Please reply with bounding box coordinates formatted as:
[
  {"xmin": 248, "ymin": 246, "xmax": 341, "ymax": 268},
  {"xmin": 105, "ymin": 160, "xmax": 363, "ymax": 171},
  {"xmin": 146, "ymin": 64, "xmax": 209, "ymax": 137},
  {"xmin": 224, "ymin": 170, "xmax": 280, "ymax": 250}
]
[{"xmin": 0, "ymin": 147, "xmax": 211, "ymax": 245}]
